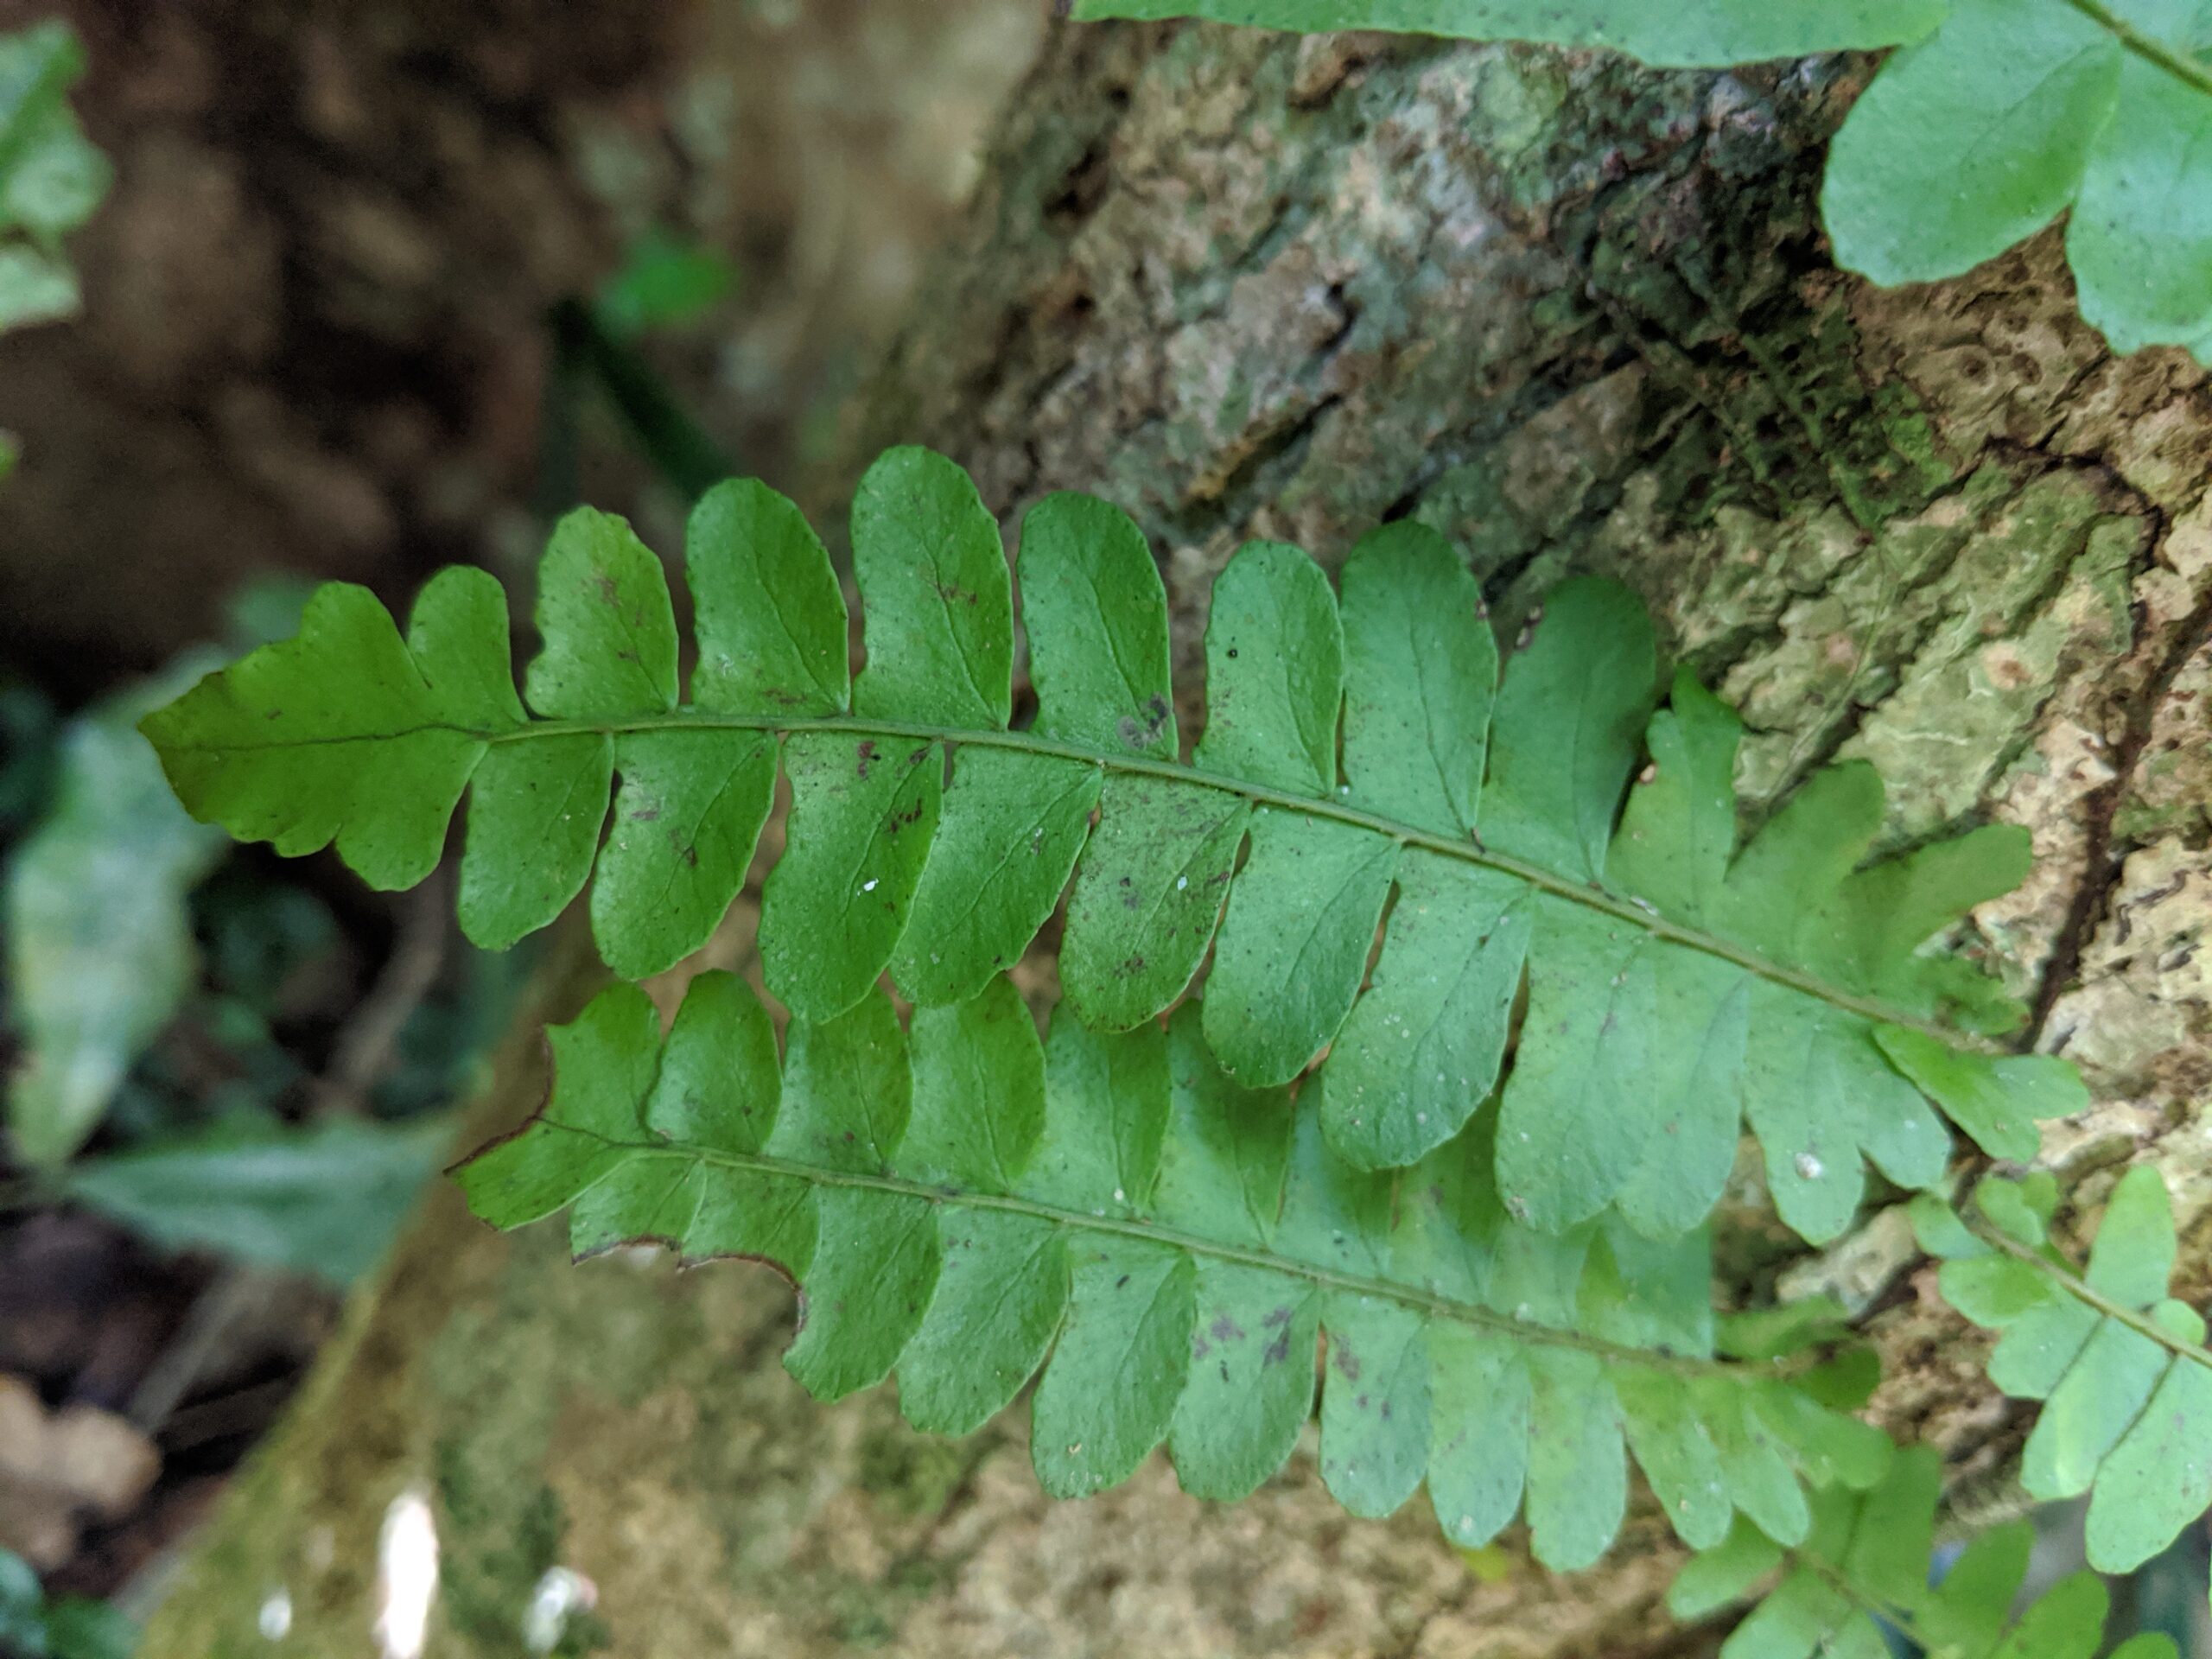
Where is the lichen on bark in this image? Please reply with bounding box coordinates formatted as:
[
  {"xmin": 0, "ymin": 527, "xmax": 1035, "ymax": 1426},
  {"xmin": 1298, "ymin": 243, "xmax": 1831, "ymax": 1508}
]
[{"xmin": 141, "ymin": 19, "xmax": 2210, "ymax": 1659}]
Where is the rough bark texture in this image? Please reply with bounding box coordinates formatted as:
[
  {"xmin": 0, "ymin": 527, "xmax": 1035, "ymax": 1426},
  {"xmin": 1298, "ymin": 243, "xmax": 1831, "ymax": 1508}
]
[{"xmin": 139, "ymin": 22, "xmax": 2211, "ymax": 1659}]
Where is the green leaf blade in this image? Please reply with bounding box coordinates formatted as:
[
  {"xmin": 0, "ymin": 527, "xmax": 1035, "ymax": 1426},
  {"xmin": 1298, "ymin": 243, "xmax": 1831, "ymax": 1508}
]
[
  {"xmin": 1318, "ymin": 1293, "xmax": 1431, "ymax": 1518},
  {"xmin": 457, "ymin": 734, "xmax": 613, "ymax": 951},
  {"xmin": 1319, "ymin": 855, "xmax": 1529, "ymax": 1173},
  {"xmin": 2084, "ymin": 1164, "xmax": 2177, "ymax": 1308},
  {"xmin": 1170, "ymin": 1262, "xmax": 1319, "ymax": 1500},
  {"xmin": 1987, "ymin": 1294, "xmax": 2101, "ymax": 1401},
  {"xmin": 1716, "ymin": 762, "xmax": 1884, "ymax": 969},
  {"xmin": 1615, "ymin": 1365, "xmax": 1732, "ymax": 1550},
  {"xmin": 2069, "ymin": 44, "xmax": 2212, "ymax": 360},
  {"xmin": 889, "ymin": 748, "xmax": 1099, "ymax": 1006},
  {"xmin": 1524, "ymin": 1346, "xmax": 1626, "ymax": 1571},
  {"xmin": 1059, "ymin": 773, "xmax": 1246, "ymax": 1031},
  {"xmin": 1872, "ymin": 1027, "xmax": 2088, "ymax": 1162},
  {"xmin": 524, "ymin": 507, "xmax": 679, "ymax": 719},
  {"xmin": 768, "ymin": 988, "xmax": 912, "ymax": 1175},
  {"xmin": 406, "ymin": 567, "xmax": 525, "ymax": 733},
  {"xmin": 1495, "ymin": 900, "xmax": 1662, "ymax": 1233},
  {"xmin": 1192, "ymin": 539, "xmax": 1343, "ymax": 797},
  {"xmin": 2018, "ymin": 1317, "xmax": 2169, "ymax": 1501},
  {"xmin": 899, "ymin": 976, "xmax": 1046, "ymax": 1193},
  {"xmin": 1609, "ymin": 671, "xmax": 1741, "ymax": 926},
  {"xmin": 141, "ymin": 583, "xmax": 487, "ymax": 892},
  {"xmin": 1669, "ymin": 1519, "xmax": 1783, "ymax": 1620},
  {"xmin": 1745, "ymin": 994, "xmax": 1872, "ymax": 1246},
  {"xmin": 1018, "ymin": 492, "xmax": 1177, "ymax": 758},
  {"xmin": 1153, "ymin": 1006, "xmax": 1294, "ymax": 1249},
  {"xmin": 1821, "ymin": 0, "xmax": 2120, "ymax": 287},
  {"xmin": 1699, "ymin": 1376, "xmax": 1812, "ymax": 1548},
  {"xmin": 1021, "ymin": 1012, "xmax": 1171, "ymax": 1220},
  {"xmin": 1481, "ymin": 576, "xmax": 1655, "ymax": 884},
  {"xmin": 687, "ymin": 478, "xmax": 850, "ymax": 717},
  {"xmin": 684, "ymin": 1167, "xmax": 818, "ymax": 1273},
  {"xmin": 570, "ymin": 1156, "xmax": 702, "ymax": 1259},
  {"xmin": 850, "ymin": 446, "xmax": 1012, "ymax": 730},
  {"xmin": 451, "ymin": 983, "xmax": 662, "ymax": 1228},
  {"xmin": 783, "ymin": 1187, "xmax": 940, "ymax": 1402},
  {"xmin": 1614, "ymin": 959, "xmax": 1750, "ymax": 1241},
  {"xmin": 897, "ymin": 1208, "xmax": 1066, "ymax": 1437},
  {"xmin": 591, "ymin": 730, "xmax": 775, "ymax": 980},
  {"xmin": 6, "ymin": 674, "xmax": 226, "ymax": 1165},
  {"xmin": 645, "ymin": 970, "xmax": 782, "ymax": 1154},
  {"xmin": 1425, "ymin": 1325, "xmax": 1530, "ymax": 1548},
  {"xmin": 1031, "ymin": 1236, "xmax": 1196, "ymax": 1497},
  {"xmin": 760, "ymin": 733, "xmax": 944, "ymax": 1021},
  {"xmin": 1201, "ymin": 810, "xmax": 1396, "ymax": 1087},
  {"xmin": 1338, "ymin": 520, "xmax": 1495, "ymax": 836},
  {"xmin": 2083, "ymin": 1353, "xmax": 2212, "ymax": 1572},
  {"xmin": 60, "ymin": 1115, "xmax": 449, "ymax": 1286}
]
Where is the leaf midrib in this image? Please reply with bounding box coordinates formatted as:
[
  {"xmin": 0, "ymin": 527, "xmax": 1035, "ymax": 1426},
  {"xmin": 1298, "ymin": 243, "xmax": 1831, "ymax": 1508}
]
[
  {"xmin": 1963, "ymin": 1202, "xmax": 2212, "ymax": 1378},
  {"xmin": 569, "ymin": 1125, "xmax": 1768, "ymax": 1381},
  {"xmin": 2061, "ymin": 0, "xmax": 2212, "ymax": 101},
  {"xmin": 175, "ymin": 705, "xmax": 1999, "ymax": 1048}
]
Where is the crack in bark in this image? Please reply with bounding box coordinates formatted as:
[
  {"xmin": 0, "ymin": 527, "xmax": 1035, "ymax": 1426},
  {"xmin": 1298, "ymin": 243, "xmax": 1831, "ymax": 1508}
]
[{"xmin": 2031, "ymin": 537, "xmax": 2212, "ymax": 1040}]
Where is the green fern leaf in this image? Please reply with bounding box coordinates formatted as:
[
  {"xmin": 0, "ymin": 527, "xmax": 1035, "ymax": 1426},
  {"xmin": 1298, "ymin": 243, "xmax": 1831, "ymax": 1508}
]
[
  {"xmin": 1820, "ymin": 0, "xmax": 2212, "ymax": 366},
  {"xmin": 1911, "ymin": 1166, "xmax": 2212, "ymax": 1573},
  {"xmin": 1672, "ymin": 1446, "xmax": 2181, "ymax": 1659},
  {"xmin": 456, "ymin": 970, "xmax": 1893, "ymax": 1563},
  {"xmin": 0, "ymin": 20, "xmax": 111, "ymax": 334},
  {"xmin": 142, "ymin": 448, "xmax": 2060, "ymax": 1247}
]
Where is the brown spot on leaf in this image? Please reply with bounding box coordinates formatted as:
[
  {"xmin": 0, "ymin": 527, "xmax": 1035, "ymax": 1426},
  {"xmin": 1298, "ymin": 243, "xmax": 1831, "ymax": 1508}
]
[{"xmin": 1116, "ymin": 694, "xmax": 1173, "ymax": 751}]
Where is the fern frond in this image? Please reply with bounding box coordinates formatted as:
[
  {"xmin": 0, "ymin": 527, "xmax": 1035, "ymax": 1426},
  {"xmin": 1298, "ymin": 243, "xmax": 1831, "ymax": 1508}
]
[
  {"xmin": 455, "ymin": 969, "xmax": 1894, "ymax": 1565},
  {"xmin": 140, "ymin": 446, "xmax": 2078, "ymax": 1245},
  {"xmin": 1671, "ymin": 1446, "xmax": 2178, "ymax": 1659},
  {"xmin": 1910, "ymin": 1166, "xmax": 2212, "ymax": 1574}
]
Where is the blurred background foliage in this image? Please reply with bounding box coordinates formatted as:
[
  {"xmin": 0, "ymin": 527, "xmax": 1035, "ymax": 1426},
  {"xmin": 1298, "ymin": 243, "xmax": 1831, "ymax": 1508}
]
[{"xmin": 0, "ymin": 0, "xmax": 1036, "ymax": 1636}]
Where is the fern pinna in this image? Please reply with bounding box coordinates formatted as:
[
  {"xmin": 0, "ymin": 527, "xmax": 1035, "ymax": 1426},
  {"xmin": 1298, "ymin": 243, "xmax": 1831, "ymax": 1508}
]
[{"xmin": 138, "ymin": 447, "xmax": 2204, "ymax": 1628}]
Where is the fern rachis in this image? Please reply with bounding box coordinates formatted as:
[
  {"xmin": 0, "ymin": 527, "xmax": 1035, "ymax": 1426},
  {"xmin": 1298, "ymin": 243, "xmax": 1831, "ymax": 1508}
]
[{"xmin": 144, "ymin": 447, "xmax": 2075, "ymax": 1243}]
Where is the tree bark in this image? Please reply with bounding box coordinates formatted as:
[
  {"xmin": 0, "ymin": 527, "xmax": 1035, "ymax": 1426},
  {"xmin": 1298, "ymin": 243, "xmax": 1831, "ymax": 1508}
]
[{"xmin": 138, "ymin": 22, "xmax": 2212, "ymax": 1659}]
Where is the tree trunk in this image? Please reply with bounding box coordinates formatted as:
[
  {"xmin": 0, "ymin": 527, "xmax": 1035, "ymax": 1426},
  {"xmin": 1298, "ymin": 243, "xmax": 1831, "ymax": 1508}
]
[{"xmin": 137, "ymin": 22, "xmax": 2212, "ymax": 1659}]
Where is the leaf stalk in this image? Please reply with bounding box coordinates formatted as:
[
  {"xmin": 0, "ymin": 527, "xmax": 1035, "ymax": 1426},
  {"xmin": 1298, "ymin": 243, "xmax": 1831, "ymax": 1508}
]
[
  {"xmin": 609, "ymin": 1135, "xmax": 1784, "ymax": 1382},
  {"xmin": 2060, "ymin": 0, "xmax": 2212, "ymax": 100},
  {"xmin": 1959, "ymin": 1191, "xmax": 2212, "ymax": 1376}
]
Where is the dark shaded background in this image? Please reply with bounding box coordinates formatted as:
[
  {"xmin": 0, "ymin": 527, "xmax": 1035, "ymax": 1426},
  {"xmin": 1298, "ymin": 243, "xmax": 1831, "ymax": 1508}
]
[{"xmin": 0, "ymin": 0, "xmax": 1037, "ymax": 1624}]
